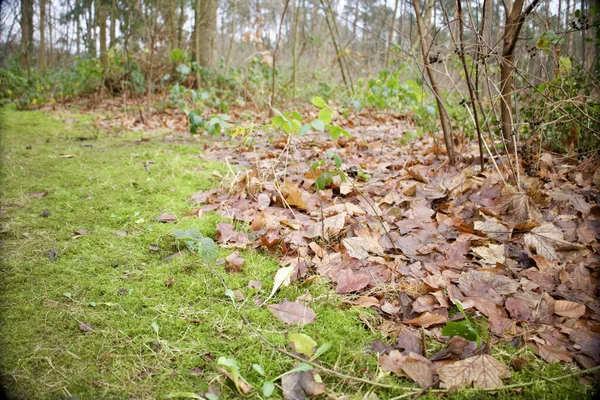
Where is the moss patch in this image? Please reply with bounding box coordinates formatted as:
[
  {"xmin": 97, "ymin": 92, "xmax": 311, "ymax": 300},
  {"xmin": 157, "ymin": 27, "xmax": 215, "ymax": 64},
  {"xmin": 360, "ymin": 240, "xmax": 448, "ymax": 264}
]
[{"xmin": 0, "ymin": 106, "xmax": 597, "ymax": 399}]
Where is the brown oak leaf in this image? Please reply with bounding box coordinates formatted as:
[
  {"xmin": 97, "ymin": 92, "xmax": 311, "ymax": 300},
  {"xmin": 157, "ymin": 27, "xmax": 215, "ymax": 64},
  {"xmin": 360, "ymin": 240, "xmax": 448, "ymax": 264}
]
[{"xmin": 438, "ymin": 354, "xmax": 511, "ymax": 389}]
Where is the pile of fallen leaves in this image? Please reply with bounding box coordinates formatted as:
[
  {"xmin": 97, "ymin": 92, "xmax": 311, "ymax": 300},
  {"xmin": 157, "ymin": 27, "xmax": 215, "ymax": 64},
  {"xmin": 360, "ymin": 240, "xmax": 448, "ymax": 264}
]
[{"xmin": 190, "ymin": 115, "xmax": 600, "ymax": 390}]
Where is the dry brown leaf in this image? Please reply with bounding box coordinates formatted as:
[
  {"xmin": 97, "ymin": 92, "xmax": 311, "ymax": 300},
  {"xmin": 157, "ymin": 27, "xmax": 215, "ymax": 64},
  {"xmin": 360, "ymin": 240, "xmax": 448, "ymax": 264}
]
[
  {"xmin": 282, "ymin": 370, "xmax": 326, "ymax": 400},
  {"xmin": 267, "ymin": 299, "xmax": 317, "ymax": 325},
  {"xmin": 153, "ymin": 213, "xmax": 177, "ymax": 223},
  {"xmin": 404, "ymin": 312, "xmax": 447, "ymax": 328},
  {"xmin": 218, "ymin": 367, "xmax": 253, "ymax": 395},
  {"xmin": 379, "ymin": 350, "xmax": 433, "ymax": 387},
  {"xmin": 344, "ymin": 296, "xmax": 380, "ymax": 308},
  {"xmin": 554, "ymin": 300, "xmax": 586, "ymax": 319},
  {"xmin": 472, "ymin": 244, "xmax": 505, "ymax": 265},
  {"xmin": 438, "ymin": 354, "xmax": 511, "ymax": 389},
  {"xmin": 523, "ymin": 223, "xmax": 580, "ymax": 261},
  {"xmin": 225, "ymin": 251, "xmax": 245, "ymax": 273},
  {"xmin": 257, "ymin": 192, "xmax": 271, "ymax": 210},
  {"xmin": 535, "ymin": 343, "xmax": 573, "ymax": 363},
  {"xmin": 495, "ymin": 184, "xmax": 542, "ymax": 226},
  {"xmin": 336, "ymin": 269, "xmax": 370, "ymax": 294},
  {"xmin": 342, "ymin": 237, "xmax": 370, "ymax": 259}
]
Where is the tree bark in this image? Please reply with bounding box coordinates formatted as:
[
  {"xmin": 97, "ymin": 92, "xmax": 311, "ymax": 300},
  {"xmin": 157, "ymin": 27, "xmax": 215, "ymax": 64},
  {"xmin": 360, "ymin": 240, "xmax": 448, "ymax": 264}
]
[
  {"xmin": 39, "ymin": 0, "xmax": 47, "ymax": 74},
  {"xmin": 98, "ymin": 0, "xmax": 108, "ymax": 73},
  {"xmin": 386, "ymin": 0, "xmax": 400, "ymax": 68},
  {"xmin": 197, "ymin": 0, "xmax": 218, "ymax": 68},
  {"xmin": 110, "ymin": 0, "xmax": 116, "ymax": 48},
  {"xmin": 20, "ymin": 0, "xmax": 34, "ymax": 70},
  {"xmin": 412, "ymin": 0, "xmax": 455, "ymax": 165},
  {"xmin": 499, "ymin": 0, "xmax": 542, "ymax": 151}
]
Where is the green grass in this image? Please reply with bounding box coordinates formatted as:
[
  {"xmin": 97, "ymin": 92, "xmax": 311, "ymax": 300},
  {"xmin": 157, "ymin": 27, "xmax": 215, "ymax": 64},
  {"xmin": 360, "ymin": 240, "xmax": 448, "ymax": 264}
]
[{"xmin": 0, "ymin": 105, "xmax": 597, "ymax": 399}]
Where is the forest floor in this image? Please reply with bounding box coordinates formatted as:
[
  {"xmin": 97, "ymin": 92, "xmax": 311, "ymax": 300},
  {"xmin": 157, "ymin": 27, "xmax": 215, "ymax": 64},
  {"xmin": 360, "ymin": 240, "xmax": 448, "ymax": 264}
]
[{"xmin": 0, "ymin": 104, "xmax": 598, "ymax": 399}]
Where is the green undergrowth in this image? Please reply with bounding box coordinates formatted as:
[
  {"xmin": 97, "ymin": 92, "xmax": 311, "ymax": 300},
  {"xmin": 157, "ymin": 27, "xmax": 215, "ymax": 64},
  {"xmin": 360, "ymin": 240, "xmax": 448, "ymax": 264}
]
[{"xmin": 0, "ymin": 106, "xmax": 596, "ymax": 399}]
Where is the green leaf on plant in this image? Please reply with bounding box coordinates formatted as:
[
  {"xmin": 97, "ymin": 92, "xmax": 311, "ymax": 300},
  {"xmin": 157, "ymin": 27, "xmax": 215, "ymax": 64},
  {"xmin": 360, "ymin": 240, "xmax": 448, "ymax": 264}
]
[
  {"xmin": 326, "ymin": 125, "xmax": 350, "ymax": 140},
  {"xmin": 167, "ymin": 392, "xmax": 205, "ymax": 399},
  {"xmin": 217, "ymin": 357, "xmax": 238, "ymax": 369},
  {"xmin": 311, "ymin": 96, "xmax": 327, "ymax": 108},
  {"xmin": 288, "ymin": 333, "xmax": 317, "ymax": 357},
  {"xmin": 315, "ymin": 175, "xmax": 326, "ymax": 190},
  {"xmin": 287, "ymin": 363, "xmax": 313, "ymax": 373},
  {"xmin": 311, "ymin": 119, "xmax": 325, "ymax": 132},
  {"xmin": 224, "ymin": 289, "xmax": 236, "ymax": 306},
  {"xmin": 177, "ymin": 63, "xmax": 191, "ymax": 77},
  {"xmin": 262, "ymin": 381, "xmax": 275, "ymax": 397},
  {"xmin": 333, "ymin": 154, "xmax": 343, "ymax": 168},
  {"xmin": 311, "ymin": 342, "xmax": 332, "ymax": 360},
  {"xmin": 197, "ymin": 237, "xmax": 218, "ymax": 264},
  {"xmin": 151, "ymin": 321, "xmax": 160, "ymax": 335},
  {"xmin": 318, "ymin": 108, "xmax": 332, "ymax": 125},
  {"xmin": 252, "ymin": 363, "xmax": 265, "ymax": 376},
  {"xmin": 299, "ymin": 123, "xmax": 311, "ymax": 136},
  {"xmin": 442, "ymin": 320, "xmax": 478, "ymax": 342}
]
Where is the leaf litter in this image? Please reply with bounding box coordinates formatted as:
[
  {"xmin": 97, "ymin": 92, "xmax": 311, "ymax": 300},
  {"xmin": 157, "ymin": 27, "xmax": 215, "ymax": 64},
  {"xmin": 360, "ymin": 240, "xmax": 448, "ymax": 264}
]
[{"xmin": 186, "ymin": 119, "xmax": 600, "ymax": 389}]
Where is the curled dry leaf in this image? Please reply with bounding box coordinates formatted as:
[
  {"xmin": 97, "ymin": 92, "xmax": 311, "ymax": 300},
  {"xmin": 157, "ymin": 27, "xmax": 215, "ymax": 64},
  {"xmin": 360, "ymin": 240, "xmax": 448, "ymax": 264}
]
[
  {"xmin": 472, "ymin": 244, "xmax": 505, "ymax": 265},
  {"xmin": 404, "ymin": 312, "xmax": 447, "ymax": 328},
  {"xmin": 267, "ymin": 299, "xmax": 317, "ymax": 325},
  {"xmin": 153, "ymin": 213, "xmax": 177, "ymax": 223},
  {"xmin": 438, "ymin": 354, "xmax": 511, "ymax": 389}
]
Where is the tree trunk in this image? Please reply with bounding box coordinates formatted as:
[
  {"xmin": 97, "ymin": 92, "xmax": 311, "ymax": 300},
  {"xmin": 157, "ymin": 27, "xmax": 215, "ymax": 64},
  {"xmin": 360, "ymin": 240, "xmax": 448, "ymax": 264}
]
[
  {"xmin": 386, "ymin": 0, "xmax": 400, "ymax": 68},
  {"xmin": 292, "ymin": 0, "xmax": 300, "ymax": 99},
  {"xmin": 39, "ymin": 0, "xmax": 47, "ymax": 74},
  {"xmin": 499, "ymin": 0, "xmax": 542, "ymax": 151},
  {"xmin": 98, "ymin": 0, "xmax": 108, "ymax": 73},
  {"xmin": 412, "ymin": 0, "xmax": 455, "ymax": 165},
  {"xmin": 20, "ymin": 0, "xmax": 34, "ymax": 70},
  {"xmin": 197, "ymin": 0, "xmax": 218, "ymax": 68},
  {"xmin": 225, "ymin": 0, "xmax": 237, "ymax": 71},
  {"xmin": 110, "ymin": 0, "xmax": 116, "ymax": 48}
]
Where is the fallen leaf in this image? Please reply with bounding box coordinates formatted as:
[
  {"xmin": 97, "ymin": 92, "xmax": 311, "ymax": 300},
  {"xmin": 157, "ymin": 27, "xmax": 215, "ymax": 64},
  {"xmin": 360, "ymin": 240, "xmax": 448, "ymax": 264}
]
[
  {"xmin": 257, "ymin": 192, "xmax": 271, "ymax": 210},
  {"xmin": 28, "ymin": 192, "xmax": 47, "ymax": 198},
  {"xmin": 404, "ymin": 312, "xmax": 447, "ymax": 328},
  {"xmin": 59, "ymin": 154, "xmax": 75, "ymax": 158},
  {"xmin": 472, "ymin": 244, "xmax": 505, "ymax": 265},
  {"xmin": 218, "ymin": 367, "xmax": 252, "ymax": 395},
  {"xmin": 282, "ymin": 370, "xmax": 325, "ymax": 400},
  {"xmin": 73, "ymin": 229, "xmax": 88, "ymax": 239},
  {"xmin": 165, "ymin": 276, "xmax": 174, "ymax": 287},
  {"xmin": 148, "ymin": 244, "xmax": 159, "ymax": 251},
  {"xmin": 535, "ymin": 343, "xmax": 573, "ymax": 363},
  {"xmin": 523, "ymin": 223, "xmax": 582, "ymax": 261},
  {"xmin": 379, "ymin": 350, "xmax": 433, "ymax": 388},
  {"xmin": 268, "ymin": 299, "xmax": 317, "ymax": 325},
  {"xmin": 78, "ymin": 321, "xmax": 93, "ymax": 332},
  {"xmin": 495, "ymin": 185, "xmax": 542, "ymax": 226},
  {"xmin": 48, "ymin": 248, "xmax": 58, "ymax": 262},
  {"xmin": 336, "ymin": 269, "xmax": 370, "ymax": 294},
  {"xmin": 248, "ymin": 280, "xmax": 262, "ymax": 290},
  {"xmin": 344, "ymin": 296, "xmax": 380, "ymax": 308},
  {"xmin": 554, "ymin": 300, "xmax": 586, "ymax": 318},
  {"xmin": 224, "ymin": 251, "xmax": 245, "ymax": 273},
  {"xmin": 438, "ymin": 354, "xmax": 511, "ymax": 389},
  {"xmin": 154, "ymin": 213, "xmax": 177, "ymax": 223}
]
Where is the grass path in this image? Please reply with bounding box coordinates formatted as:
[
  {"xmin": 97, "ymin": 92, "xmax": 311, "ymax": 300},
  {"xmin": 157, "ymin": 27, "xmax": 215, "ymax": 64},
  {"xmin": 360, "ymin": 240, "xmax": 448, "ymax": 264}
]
[
  {"xmin": 0, "ymin": 107, "xmax": 383, "ymax": 399},
  {"xmin": 0, "ymin": 106, "xmax": 595, "ymax": 399}
]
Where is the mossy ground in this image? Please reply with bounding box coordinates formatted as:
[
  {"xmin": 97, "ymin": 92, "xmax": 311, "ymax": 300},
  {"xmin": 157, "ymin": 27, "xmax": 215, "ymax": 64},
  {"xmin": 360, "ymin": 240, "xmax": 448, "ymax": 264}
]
[{"xmin": 0, "ymin": 106, "xmax": 596, "ymax": 399}]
